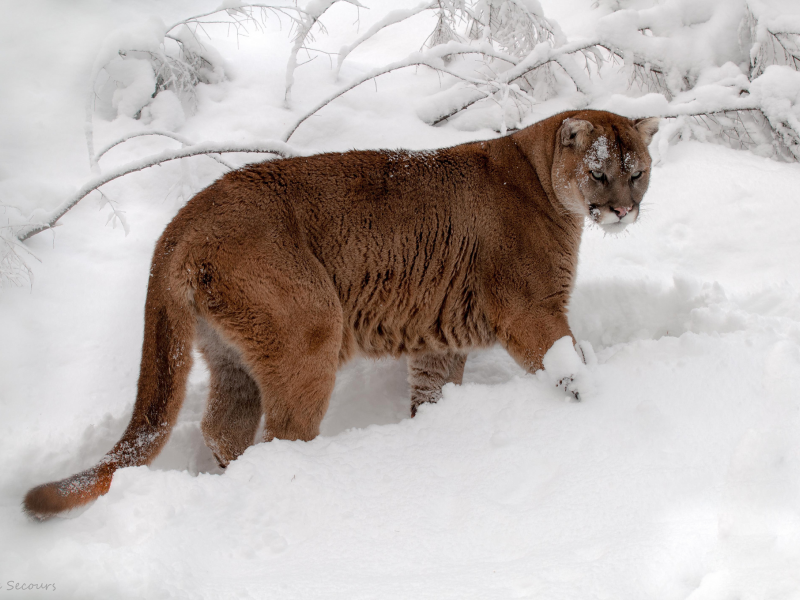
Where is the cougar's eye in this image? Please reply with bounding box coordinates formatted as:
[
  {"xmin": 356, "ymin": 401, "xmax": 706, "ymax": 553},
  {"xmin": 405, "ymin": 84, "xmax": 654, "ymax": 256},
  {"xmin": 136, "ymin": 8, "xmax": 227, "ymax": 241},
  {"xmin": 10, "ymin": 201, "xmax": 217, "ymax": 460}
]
[
  {"xmin": 631, "ymin": 171, "xmax": 643, "ymax": 181},
  {"xmin": 590, "ymin": 170, "xmax": 604, "ymax": 181}
]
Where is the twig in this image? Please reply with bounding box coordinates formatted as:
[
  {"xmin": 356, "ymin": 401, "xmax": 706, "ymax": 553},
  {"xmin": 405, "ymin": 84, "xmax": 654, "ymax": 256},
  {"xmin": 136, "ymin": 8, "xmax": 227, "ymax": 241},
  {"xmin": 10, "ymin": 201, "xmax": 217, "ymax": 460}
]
[
  {"xmin": 1, "ymin": 226, "xmax": 39, "ymax": 287},
  {"xmin": 98, "ymin": 191, "xmax": 130, "ymax": 236}
]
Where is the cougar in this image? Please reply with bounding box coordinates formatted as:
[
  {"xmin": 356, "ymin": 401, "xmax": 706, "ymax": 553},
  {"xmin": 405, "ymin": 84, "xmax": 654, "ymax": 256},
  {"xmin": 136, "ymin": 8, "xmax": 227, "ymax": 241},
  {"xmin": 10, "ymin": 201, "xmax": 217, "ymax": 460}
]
[{"xmin": 24, "ymin": 109, "xmax": 659, "ymax": 519}]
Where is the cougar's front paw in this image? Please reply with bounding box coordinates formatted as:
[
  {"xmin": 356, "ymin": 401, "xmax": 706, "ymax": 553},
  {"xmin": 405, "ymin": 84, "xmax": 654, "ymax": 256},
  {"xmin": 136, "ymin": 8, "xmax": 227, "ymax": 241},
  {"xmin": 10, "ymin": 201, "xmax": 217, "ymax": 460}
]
[
  {"xmin": 541, "ymin": 337, "xmax": 595, "ymax": 401},
  {"xmin": 556, "ymin": 375, "xmax": 581, "ymax": 401}
]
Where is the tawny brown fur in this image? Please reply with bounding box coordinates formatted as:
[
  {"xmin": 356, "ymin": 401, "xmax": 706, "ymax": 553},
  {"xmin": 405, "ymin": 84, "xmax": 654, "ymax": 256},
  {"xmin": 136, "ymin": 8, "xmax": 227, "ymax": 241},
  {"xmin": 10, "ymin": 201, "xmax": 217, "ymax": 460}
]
[{"xmin": 23, "ymin": 110, "xmax": 658, "ymax": 519}]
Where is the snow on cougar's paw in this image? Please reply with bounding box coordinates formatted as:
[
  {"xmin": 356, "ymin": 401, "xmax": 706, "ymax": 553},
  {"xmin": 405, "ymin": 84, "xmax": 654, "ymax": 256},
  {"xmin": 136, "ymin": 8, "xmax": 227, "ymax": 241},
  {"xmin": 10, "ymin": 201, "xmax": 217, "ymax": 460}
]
[{"xmin": 540, "ymin": 336, "xmax": 595, "ymax": 401}]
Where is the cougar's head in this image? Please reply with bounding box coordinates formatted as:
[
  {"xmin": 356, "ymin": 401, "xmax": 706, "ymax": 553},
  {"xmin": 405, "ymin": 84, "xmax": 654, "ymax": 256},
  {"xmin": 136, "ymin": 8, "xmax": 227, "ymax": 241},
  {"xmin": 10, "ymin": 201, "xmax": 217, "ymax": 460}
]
[{"xmin": 552, "ymin": 113, "xmax": 660, "ymax": 233}]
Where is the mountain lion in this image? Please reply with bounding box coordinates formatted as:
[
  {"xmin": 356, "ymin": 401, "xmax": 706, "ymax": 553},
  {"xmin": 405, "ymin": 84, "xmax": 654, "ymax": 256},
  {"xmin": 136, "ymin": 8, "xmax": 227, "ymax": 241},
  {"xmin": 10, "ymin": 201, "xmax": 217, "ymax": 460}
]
[{"xmin": 24, "ymin": 109, "xmax": 659, "ymax": 519}]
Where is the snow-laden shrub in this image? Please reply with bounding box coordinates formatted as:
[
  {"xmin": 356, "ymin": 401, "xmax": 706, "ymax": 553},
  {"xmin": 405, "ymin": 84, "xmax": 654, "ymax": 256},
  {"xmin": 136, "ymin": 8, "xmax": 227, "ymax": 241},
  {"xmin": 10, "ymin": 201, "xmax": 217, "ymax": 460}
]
[
  {"xmin": 89, "ymin": 16, "xmax": 226, "ymax": 141},
  {"xmin": 7, "ymin": 0, "xmax": 800, "ymax": 287},
  {"xmin": 402, "ymin": 0, "xmax": 800, "ymax": 159},
  {"xmin": 80, "ymin": 0, "xmax": 800, "ymax": 165},
  {"xmin": 465, "ymin": 0, "xmax": 560, "ymax": 98},
  {"xmin": 748, "ymin": 1, "xmax": 800, "ymax": 78}
]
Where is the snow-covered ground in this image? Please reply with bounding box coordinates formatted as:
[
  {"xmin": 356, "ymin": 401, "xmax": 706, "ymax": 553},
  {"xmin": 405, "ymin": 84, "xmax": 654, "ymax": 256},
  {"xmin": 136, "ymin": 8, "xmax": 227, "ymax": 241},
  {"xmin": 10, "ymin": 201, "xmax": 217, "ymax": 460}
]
[{"xmin": 2, "ymin": 1, "xmax": 800, "ymax": 598}]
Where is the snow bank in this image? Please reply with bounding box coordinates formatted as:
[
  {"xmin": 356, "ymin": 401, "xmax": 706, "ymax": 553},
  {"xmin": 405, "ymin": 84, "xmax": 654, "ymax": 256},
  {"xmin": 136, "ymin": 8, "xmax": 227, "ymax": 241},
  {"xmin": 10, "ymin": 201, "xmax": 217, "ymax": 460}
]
[{"xmin": 1, "ymin": 1, "xmax": 800, "ymax": 599}]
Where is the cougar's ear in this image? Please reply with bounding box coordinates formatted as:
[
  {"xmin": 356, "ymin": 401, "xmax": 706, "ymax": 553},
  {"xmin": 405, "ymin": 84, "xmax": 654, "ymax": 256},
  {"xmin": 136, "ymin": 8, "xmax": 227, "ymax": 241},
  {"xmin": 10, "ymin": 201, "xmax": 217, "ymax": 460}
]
[
  {"xmin": 634, "ymin": 117, "xmax": 660, "ymax": 146},
  {"xmin": 560, "ymin": 118, "xmax": 594, "ymax": 149}
]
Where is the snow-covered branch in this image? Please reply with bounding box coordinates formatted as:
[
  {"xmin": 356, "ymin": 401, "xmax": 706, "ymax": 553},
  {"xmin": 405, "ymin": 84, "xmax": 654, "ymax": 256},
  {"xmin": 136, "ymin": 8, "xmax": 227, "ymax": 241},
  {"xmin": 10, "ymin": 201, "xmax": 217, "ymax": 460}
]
[
  {"xmin": 336, "ymin": 1, "xmax": 437, "ymax": 77},
  {"xmin": 284, "ymin": 41, "xmax": 524, "ymax": 141},
  {"xmin": 285, "ymin": 0, "xmax": 365, "ymax": 107},
  {"xmin": 164, "ymin": 3, "xmax": 307, "ymax": 36},
  {"xmin": 94, "ymin": 131, "xmax": 237, "ymax": 170},
  {"xmin": 84, "ymin": 3, "xmax": 308, "ymax": 169},
  {"xmin": 424, "ymin": 38, "xmax": 602, "ymax": 125},
  {"xmin": 16, "ymin": 141, "xmax": 301, "ymax": 242}
]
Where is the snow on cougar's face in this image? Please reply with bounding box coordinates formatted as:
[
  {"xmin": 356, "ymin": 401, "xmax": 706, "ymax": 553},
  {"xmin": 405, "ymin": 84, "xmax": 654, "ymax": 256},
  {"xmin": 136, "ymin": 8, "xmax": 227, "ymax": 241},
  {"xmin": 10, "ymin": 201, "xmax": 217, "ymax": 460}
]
[{"xmin": 553, "ymin": 118, "xmax": 654, "ymax": 234}]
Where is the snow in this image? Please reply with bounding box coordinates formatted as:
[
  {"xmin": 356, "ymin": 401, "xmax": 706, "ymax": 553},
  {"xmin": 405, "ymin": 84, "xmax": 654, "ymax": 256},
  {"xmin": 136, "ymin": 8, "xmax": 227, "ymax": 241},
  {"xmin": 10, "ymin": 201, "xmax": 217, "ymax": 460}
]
[
  {"xmin": 539, "ymin": 336, "xmax": 591, "ymax": 399},
  {"xmin": 107, "ymin": 57, "xmax": 159, "ymax": 119},
  {"xmin": 597, "ymin": 0, "xmax": 749, "ymax": 75},
  {"xmin": 584, "ymin": 134, "xmax": 610, "ymax": 168},
  {"xmin": 139, "ymin": 91, "xmax": 187, "ymax": 132},
  {"xmin": 2, "ymin": 0, "xmax": 800, "ymax": 599},
  {"xmin": 751, "ymin": 65, "xmax": 800, "ymax": 127}
]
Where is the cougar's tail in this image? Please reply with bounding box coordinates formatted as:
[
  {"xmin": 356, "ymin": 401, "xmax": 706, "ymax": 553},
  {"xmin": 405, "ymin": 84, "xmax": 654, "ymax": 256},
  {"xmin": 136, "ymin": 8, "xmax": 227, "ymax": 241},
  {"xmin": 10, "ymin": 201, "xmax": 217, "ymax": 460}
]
[{"xmin": 23, "ymin": 235, "xmax": 195, "ymax": 519}]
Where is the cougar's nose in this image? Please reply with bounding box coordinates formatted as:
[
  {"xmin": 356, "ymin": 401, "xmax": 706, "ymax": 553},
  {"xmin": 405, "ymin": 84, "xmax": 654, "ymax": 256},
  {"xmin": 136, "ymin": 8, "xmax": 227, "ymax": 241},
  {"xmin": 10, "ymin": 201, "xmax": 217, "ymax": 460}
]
[{"xmin": 613, "ymin": 206, "xmax": 631, "ymax": 218}]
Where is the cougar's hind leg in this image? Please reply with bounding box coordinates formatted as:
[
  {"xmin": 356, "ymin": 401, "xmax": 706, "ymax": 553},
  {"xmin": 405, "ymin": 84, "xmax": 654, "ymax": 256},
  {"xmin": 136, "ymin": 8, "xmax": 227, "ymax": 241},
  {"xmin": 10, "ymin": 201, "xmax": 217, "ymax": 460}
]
[
  {"xmin": 257, "ymin": 293, "xmax": 342, "ymax": 442},
  {"xmin": 408, "ymin": 351, "xmax": 468, "ymax": 417},
  {"xmin": 196, "ymin": 319, "xmax": 262, "ymax": 468},
  {"xmin": 198, "ymin": 251, "xmax": 343, "ymax": 445}
]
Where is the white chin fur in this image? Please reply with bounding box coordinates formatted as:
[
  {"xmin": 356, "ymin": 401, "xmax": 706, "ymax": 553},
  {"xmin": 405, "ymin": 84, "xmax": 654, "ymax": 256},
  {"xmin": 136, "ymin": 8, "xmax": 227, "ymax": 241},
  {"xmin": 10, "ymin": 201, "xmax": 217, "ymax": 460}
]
[{"xmin": 598, "ymin": 221, "xmax": 629, "ymax": 234}]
